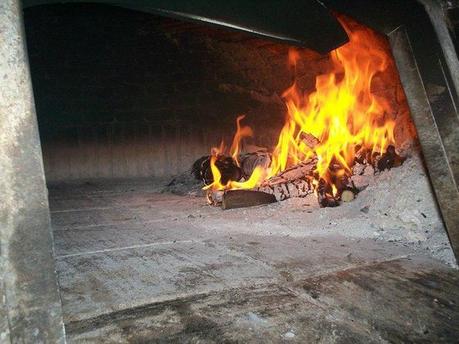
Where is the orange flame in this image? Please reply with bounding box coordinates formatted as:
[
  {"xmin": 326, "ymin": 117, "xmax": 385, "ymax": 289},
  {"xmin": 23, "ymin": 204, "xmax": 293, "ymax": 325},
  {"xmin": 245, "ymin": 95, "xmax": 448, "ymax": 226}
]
[
  {"xmin": 230, "ymin": 115, "xmax": 253, "ymax": 165},
  {"xmin": 205, "ymin": 16, "xmax": 397, "ymax": 193},
  {"xmin": 203, "ymin": 118, "xmax": 264, "ymax": 191},
  {"xmin": 203, "ymin": 153, "xmax": 265, "ymax": 191}
]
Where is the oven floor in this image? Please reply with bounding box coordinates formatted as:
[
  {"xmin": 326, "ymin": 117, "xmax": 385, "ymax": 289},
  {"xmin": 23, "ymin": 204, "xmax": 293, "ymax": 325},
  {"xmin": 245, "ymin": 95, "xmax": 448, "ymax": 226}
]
[{"xmin": 49, "ymin": 180, "xmax": 459, "ymax": 343}]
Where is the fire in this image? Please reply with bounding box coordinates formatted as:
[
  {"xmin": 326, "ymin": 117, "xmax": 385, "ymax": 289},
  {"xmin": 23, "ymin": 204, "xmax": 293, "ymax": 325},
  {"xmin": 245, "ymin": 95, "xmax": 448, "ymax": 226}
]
[
  {"xmin": 203, "ymin": 119, "xmax": 265, "ymax": 191},
  {"xmin": 203, "ymin": 153, "xmax": 265, "ymax": 191},
  {"xmin": 205, "ymin": 15, "xmax": 396, "ymax": 193},
  {"xmin": 230, "ymin": 115, "xmax": 253, "ymax": 166}
]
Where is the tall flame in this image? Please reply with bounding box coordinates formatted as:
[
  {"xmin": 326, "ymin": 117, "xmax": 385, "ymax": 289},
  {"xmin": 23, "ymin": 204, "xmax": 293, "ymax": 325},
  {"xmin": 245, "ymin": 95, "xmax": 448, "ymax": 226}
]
[
  {"xmin": 230, "ymin": 115, "xmax": 253, "ymax": 166},
  {"xmin": 206, "ymin": 16, "xmax": 397, "ymax": 192}
]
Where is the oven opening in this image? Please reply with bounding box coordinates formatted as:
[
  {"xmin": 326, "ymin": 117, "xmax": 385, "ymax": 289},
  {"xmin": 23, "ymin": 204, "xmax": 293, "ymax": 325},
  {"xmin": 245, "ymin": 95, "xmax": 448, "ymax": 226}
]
[{"xmin": 3, "ymin": 1, "xmax": 457, "ymax": 341}]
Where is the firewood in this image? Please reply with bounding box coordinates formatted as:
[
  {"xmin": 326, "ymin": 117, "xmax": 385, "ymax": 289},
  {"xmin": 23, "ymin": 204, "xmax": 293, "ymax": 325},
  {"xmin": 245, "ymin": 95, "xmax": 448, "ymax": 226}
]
[
  {"xmin": 192, "ymin": 156, "xmax": 209, "ymax": 181},
  {"xmin": 263, "ymin": 158, "xmax": 317, "ymax": 186},
  {"xmin": 317, "ymin": 178, "xmax": 339, "ymax": 208},
  {"xmin": 241, "ymin": 144, "xmax": 268, "ymax": 154},
  {"xmin": 341, "ymin": 190, "xmax": 355, "ymax": 202},
  {"xmin": 354, "ymin": 145, "xmax": 371, "ymax": 165},
  {"xmin": 239, "ymin": 152, "xmax": 271, "ymax": 179},
  {"xmin": 206, "ymin": 189, "xmax": 224, "ymax": 206},
  {"xmin": 221, "ymin": 190, "xmax": 277, "ymax": 210},
  {"xmin": 300, "ymin": 132, "xmax": 320, "ymax": 150},
  {"xmin": 253, "ymin": 158, "xmax": 317, "ymax": 201},
  {"xmin": 192, "ymin": 155, "xmax": 242, "ymax": 185},
  {"xmin": 199, "ymin": 141, "xmax": 403, "ymax": 209},
  {"xmin": 261, "ymin": 178, "xmax": 313, "ymax": 201},
  {"xmin": 375, "ymin": 145, "xmax": 406, "ymax": 171},
  {"xmin": 318, "ymin": 192, "xmax": 340, "ymax": 207}
]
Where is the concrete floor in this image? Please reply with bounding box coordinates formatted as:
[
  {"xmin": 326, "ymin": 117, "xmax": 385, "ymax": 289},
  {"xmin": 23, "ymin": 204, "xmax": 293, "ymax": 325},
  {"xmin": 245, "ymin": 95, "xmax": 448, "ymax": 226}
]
[{"xmin": 49, "ymin": 180, "xmax": 459, "ymax": 343}]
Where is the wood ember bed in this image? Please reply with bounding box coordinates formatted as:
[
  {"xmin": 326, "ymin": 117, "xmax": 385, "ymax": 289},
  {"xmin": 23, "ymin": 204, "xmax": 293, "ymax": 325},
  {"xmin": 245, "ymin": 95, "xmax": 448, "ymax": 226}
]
[{"xmin": 193, "ymin": 136, "xmax": 405, "ymax": 210}]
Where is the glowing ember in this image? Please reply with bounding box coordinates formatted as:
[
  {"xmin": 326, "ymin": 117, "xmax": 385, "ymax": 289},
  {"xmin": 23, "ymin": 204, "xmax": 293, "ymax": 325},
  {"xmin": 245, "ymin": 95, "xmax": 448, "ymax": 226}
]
[{"xmin": 205, "ymin": 16, "xmax": 397, "ymax": 194}]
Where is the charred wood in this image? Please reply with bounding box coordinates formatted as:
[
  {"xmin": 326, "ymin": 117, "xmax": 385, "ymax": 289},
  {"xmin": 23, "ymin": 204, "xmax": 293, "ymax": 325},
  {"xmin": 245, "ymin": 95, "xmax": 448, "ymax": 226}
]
[
  {"xmin": 375, "ymin": 145, "xmax": 406, "ymax": 171},
  {"xmin": 317, "ymin": 178, "xmax": 340, "ymax": 208},
  {"xmin": 192, "ymin": 156, "xmax": 209, "ymax": 181},
  {"xmin": 239, "ymin": 152, "xmax": 271, "ymax": 179},
  {"xmin": 197, "ymin": 142, "xmax": 406, "ymax": 208},
  {"xmin": 354, "ymin": 145, "xmax": 372, "ymax": 165},
  {"xmin": 192, "ymin": 155, "xmax": 242, "ymax": 185},
  {"xmin": 354, "ymin": 145, "xmax": 406, "ymax": 173},
  {"xmin": 222, "ymin": 190, "xmax": 277, "ymax": 210}
]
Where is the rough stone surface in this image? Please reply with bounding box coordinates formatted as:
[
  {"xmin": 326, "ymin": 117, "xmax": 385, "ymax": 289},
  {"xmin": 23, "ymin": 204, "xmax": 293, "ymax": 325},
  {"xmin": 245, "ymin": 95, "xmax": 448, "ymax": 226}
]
[
  {"xmin": 64, "ymin": 256, "xmax": 459, "ymax": 343},
  {"xmin": 48, "ymin": 181, "xmax": 459, "ymax": 342},
  {"xmin": 0, "ymin": 0, "xmax": 65, "ymax": 341}
]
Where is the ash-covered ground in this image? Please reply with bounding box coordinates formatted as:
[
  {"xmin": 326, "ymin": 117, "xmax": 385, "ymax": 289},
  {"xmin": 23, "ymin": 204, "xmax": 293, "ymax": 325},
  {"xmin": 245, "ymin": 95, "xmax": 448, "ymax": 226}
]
[
  {"xmin": 50, "ymin": 167, "xmax": 459, "ymax": 342},
  {"xmin": 164, "ymin": 149, "xmax": 456, "ymax": 267}
]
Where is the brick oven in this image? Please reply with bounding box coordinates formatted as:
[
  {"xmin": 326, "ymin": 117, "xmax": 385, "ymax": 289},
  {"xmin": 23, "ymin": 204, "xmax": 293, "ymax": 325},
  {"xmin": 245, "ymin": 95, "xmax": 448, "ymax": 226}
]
[{"xmin": 1, "ymin": 0, "xmax": 459, "ymax": 342}]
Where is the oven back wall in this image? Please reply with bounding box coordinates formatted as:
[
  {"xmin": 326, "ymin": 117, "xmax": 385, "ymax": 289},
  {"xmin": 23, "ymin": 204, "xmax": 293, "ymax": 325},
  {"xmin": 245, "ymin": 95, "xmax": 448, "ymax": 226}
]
[{"xmin": 24, "ymin": 4, "xmax": 301, "ymax": 182}]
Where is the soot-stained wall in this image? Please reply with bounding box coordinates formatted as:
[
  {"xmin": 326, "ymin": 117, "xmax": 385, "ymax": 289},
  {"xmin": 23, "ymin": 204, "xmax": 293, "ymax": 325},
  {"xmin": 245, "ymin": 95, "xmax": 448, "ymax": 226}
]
[
  {"xmin": 24, "ymin": 3, "xmax": 301, "ymax": 182},
  {"xmin": 24, "ymin": 4, "xmax": 414, "ymax": 182}
]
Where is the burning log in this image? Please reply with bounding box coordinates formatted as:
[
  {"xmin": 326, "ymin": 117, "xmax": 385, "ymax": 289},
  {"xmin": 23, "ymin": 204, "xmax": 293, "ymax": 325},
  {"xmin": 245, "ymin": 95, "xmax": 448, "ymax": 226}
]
[
  {"xmin": 199, "ymin": 146, "xmax": 405, "ymax": 207},
  {"xmin": 222, "ymin": 190, "xmax": 277, "ymax": 210},
  {"xmin": 354, "ymin": 145, "xmax": 406, "ymax": 173},
  {"xmin": 267, "ymin": 158, "xmax": 317, "ymax": 185},
  {"xmin": 300, "ymin": 132, "xmax": 320, "ymax": 150},
  {"xmin": 317, "ymin": 178, "xmax": 340, "ymax": 208},
  {"xmin": 192, "ymin": 156, "xmax": 209, "ymax": 181},
  {"xmin": 251, "ymin": 134, "xmax": 319, "ymax": 202},
  {"xmin": 257, "ymin": 178, "xmax": 313, "ymax": 201},
  {"xmin": 192, "ymin": 155, "xmax": 242, "ymax": 185},
  {"xmin": 255, "ymin": 158, "xmax": 317, "ymax": 201},
  {"xmin": 354, "ymin": 145, "xmax": 372, "ymax": 165},
  {"xmin": 316, "ymin": 169, "xmax": 358, "ymax": 207},
  {"xmin": 193, "ymin": 17, "xmax": 416, "ymax": 210},
  {"xmin": 195, "ymin": 140, "xmax": 405, "ymax": 208},
  {"xmin": 239, "ymin": 152, "xmax": 271, "ymax": 179},
  {"xmin": 375, "ymin": 145, "xmax": 406, "ymax": 172}
]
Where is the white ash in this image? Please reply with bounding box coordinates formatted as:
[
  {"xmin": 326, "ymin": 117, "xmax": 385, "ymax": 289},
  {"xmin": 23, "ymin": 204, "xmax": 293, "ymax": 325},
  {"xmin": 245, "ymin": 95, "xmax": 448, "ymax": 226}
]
[{"xmin": 168, "ymin": 149, "xmax": 455, "ymax": 267}]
